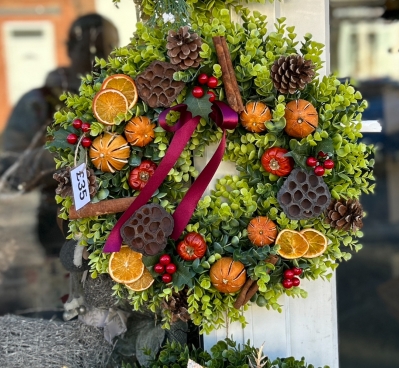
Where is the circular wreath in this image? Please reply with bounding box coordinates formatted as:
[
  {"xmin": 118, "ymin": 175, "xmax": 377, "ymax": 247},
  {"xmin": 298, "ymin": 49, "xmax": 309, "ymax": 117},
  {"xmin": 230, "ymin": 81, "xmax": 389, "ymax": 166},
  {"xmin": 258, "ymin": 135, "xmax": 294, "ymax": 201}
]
[{"xmin": 48, "ymin": 1, "xmax": 375, "ymax": 334}]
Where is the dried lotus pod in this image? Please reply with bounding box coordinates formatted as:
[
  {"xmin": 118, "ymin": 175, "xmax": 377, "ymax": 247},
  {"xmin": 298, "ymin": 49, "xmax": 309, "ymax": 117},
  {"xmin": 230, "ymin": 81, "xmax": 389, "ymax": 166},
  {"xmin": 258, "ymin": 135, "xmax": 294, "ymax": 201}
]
[
  {"xmin": 120, "ymin": 204, "xmax": 174, "ymax": 256},
  {"xmin": 89, "ymin": 132, "xmax": 130, "ymax": 173},
  {"xmin": 135, "ymin": 61, "xmax": 185, "ymax": 108},
  {"xmin": 277, "ymin": 168, "xmax": 331, "ymax": 220},
  {"xmin": 124, "ymin": 116, "xmax": 155, "ymax": 147}
]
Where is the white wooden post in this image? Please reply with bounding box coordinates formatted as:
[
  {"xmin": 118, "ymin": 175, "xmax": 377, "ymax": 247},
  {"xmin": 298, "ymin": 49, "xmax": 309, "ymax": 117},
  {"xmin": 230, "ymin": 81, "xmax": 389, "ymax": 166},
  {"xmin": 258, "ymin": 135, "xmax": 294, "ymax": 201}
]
[{"xmin": 201, "ymin": 1, "xmax": 335, "ymax": 366}]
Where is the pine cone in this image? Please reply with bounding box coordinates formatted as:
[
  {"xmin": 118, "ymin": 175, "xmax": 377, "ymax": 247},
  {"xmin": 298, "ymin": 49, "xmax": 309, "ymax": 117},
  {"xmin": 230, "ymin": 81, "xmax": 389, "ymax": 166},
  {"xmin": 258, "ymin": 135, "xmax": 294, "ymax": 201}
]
[
  {"xmin": 325, "ymin": 199, "xmax": 363, "ymax": 231},
  {"xmin": 270, "ymin": 55, "xmax": 315, "ymax": 94},
  {"xmin": 54, "ymin": 167, "xmax": 98, "ymax": 198},
  {"xmin": 162, "ymin": 287, "xmax": 191, "ymax": 323},
  {"xmin": 166, "ymin": 26, "xmax": 202, "ymax": 70}
]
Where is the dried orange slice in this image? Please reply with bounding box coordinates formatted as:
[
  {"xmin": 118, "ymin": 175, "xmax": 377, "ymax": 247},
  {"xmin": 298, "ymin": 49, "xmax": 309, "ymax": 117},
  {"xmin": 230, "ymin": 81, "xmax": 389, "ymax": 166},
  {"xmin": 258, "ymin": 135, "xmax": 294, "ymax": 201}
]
[
  {"xmin": 300, "ymin": 229, "xmax": 328, "ymax": 258},
  {"xmin": 275, "ymin": 229, "xmax": 309, "ymax": 259},
  {"xmin": 108, "ymin": 246, "xmax": 144, "ymax": 283},
  {"xmin": 125, "ymin": 267, "xmax": 154, "ymax": 291},
  {"xmin": 101, "ymin": 74, "xmax": 138, "ymax": 109},
  {"xmin": 92, "ymin": 88, "xmax": 128, "ymax": 125}
]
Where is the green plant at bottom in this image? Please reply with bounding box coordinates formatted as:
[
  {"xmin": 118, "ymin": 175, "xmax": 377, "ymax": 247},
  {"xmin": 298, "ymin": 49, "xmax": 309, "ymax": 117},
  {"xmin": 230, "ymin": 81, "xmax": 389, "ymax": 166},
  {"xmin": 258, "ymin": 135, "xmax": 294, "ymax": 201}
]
[{"xmin": 134, "ymin": 338, "xmax": 330, "ymax": 368}]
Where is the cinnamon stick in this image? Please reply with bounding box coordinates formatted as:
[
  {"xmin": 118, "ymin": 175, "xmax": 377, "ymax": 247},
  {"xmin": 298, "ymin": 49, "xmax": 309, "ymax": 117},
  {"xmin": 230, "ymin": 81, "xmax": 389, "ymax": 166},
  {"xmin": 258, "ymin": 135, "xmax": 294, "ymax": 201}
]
[
  {"xmin": 234, "ymin": 255, "xmax": 280, "ymax": 309},
  {"xmin": 69, "ymin": 197, "xmax": 135, "ymax": 219},
  {"xmin": 212, "ymin": 36, "xmax": 244, "ymax": 113}
]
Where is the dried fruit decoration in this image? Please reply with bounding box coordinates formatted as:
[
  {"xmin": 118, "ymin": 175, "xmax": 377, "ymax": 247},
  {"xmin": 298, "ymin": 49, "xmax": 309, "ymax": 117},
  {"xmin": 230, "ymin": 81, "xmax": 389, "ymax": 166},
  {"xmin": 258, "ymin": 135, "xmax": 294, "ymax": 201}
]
[
  {"xmin": 210, "ymin": 257, "xmax": 246, "ymax": 294},
  {"xmin": 261, "ymin": 147, "xmax": 294, "ymax": 177},
  {"xmin": 284, "ymin": 99, "xmax": 318, "ymax": 138},
  {"xmin": 247, "ymin": 216, "xmax": 278, "ymax": 246},
  {"xmin": 89, "ymin": 133, "xmax": 130, "ymax": 173},
  {"xmin": 239, "ymin": 101, "xmax": 272, "ymax": 133},
  {"xmin": 177, "ymin": 232, "xmax": 207, "ymax": 261},
  {"xmin": 124, "ymin": 116, "xmax": 155, "ymax": 147},
  {"xmin": 128, "ymin": 160, "xmax": 157, "ymax": 190}
]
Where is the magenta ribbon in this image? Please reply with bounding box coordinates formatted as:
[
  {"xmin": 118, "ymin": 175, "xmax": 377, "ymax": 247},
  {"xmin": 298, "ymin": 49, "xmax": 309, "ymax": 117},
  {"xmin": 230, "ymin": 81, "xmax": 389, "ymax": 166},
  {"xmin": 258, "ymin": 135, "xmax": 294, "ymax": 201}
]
[{"xmin": 102, "ymin": 101, "xmax": 238, "ymax": 253}]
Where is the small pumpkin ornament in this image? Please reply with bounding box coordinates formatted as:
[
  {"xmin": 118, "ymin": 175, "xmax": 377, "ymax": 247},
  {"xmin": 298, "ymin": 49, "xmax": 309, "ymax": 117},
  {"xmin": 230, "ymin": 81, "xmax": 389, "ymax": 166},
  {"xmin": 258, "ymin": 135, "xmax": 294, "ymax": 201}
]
[
  {"xmin": 124, "ymin": 116, "xmax": 156, "ymax": 147},
  {"xmin": 247, "ymin": 216, "xmax": 278, "ymax": 246},
  {"xmin": 210, "ymin": 257, "xmax": 246, "ymax": 293},
  {"xmin": 177, "ymin": 232, "xmax": 207, "ymax": 261},
  {"xmin": 261, "ymin": 147, "xmax": 294, "ymax": 177},
  {"xmin": 89, "ymin": 132, "xmax": 130, "ymax": 173},
  {"xmin": 284, "ymin": 99, "xmax": 318, "ymax": 138},
  {"xmin": 240, "ymin": 101, "xmax": 272, "ymax": 133},
  {"xmin": 128, "ymin": 160, "xmax": 157, "ymax": 190}
]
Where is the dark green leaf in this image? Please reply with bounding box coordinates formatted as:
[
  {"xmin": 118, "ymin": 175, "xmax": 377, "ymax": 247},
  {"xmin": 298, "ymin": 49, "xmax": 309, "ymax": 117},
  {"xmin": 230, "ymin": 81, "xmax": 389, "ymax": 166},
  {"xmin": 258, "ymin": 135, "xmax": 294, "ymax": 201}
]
[{"xmin": 184, "ymin": 88, "xmax": 213, "ymax": 120}]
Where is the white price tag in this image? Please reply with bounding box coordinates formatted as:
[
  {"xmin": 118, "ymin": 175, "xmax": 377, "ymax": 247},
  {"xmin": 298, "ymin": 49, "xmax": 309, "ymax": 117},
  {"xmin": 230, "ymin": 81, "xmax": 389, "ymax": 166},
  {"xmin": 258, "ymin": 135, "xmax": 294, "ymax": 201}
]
[{"xmin": 71, "ymin": 163, "xmax": 91, "ymax": 210}]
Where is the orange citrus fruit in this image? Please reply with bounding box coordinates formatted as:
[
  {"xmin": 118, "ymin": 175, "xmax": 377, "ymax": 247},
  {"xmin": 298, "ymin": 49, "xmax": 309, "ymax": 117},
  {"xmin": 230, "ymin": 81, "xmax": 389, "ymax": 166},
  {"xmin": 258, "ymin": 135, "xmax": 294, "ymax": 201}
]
[
  {"xmin": 92, "ymin": 88, "xmax": 128, "ymax": 125},
  {"xmin": 108, "ymin": 246, "xmax": 144, "ymax": 283},
  {"xmin": 125, "ymin": 267, "xmax": 154, "ymax": 291},
  {"xmin": 101, "ymin": 74, "xmax": 138, "ymax": 109},
  {"xmin": 275, "ymin": 229, "xmax": 309, "ymax": 259},
  {"xmin": 300, "ymin": 229, "xmax": 328, "ymax": 258}
]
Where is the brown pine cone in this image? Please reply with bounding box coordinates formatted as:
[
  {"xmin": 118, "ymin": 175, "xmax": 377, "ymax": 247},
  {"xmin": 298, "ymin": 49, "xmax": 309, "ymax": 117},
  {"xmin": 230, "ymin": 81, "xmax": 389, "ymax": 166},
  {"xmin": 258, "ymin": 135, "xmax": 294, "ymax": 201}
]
[
  {"xmin": 325, "ymin": 199, "xmax": 363, "ymax": 231},
  {"xmin": 166, "ymin": 26, "xmax": 202, "ymax": 70},
  {"xmin": 270, "ymin": 55, "xmax": 315, "ymax": 94},
  {"xmin": 54, "ymin": 167, "xmax": 98, "ymax": 198},
  {"xmin": 161, "ymin": 287, "xmax": 190, "ymax": 323}
]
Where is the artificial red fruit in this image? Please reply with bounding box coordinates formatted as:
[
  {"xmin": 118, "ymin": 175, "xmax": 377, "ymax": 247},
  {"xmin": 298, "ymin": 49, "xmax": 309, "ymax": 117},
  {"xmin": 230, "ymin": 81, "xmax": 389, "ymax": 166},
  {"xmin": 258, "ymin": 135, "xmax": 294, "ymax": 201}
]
[
  {"xmin": 81, "ymin": 122, "xmax": 91, "ymax": 132},
  {"xmin": 318, "ymin": 151, "xmax": 328, "ymax": 158},
  {"xmin": 261, "ymin": 147, "xmax": 294, "ymax": 177},
  {"xmin": 306, "ymin": 156, "xmax": 318, "ymax": 167},
  {"xmin": 192, "ymin": 86, "xmax": 204, "ymax": 98},
  {"xmin": 207, "ymin": 90, "xmax": 216, "ymax": 102},
  {"xmin": 72, "ymin": 119, "xmax": 83, "ymax": 129},
  {"xmin": 154, "ymin": 263, "xmax": 165, "ymax": 274},
  {"xmin": 162, "ymin": 273, "xmax": 172, "ymax": 283},
  {"xmin": 67, "ymin": 133, "xmax": 78, "ymax": 145},
  {"xmin": 177, "ymin": 232, "xmax": 207, "ymax": 261},
  {"xmin": 314, "ymin": 165, "xmax": 325, "ymax": 176},
  {"xmin": 207, "ymin": 76, "xmax": 218, "ymax": 88},
  {"xmin": 283, "ymin": 269, "xmax": 295, "ymax": 280},
  {"xmin": 292, "ymin": 267, "xmax": 303, "ymax": 276},
  {"xmin": 165, "ymin": 263, "xmax": 177, "ymax": 274},
  {"xmin": 128, "ymin": 160, "xmax": 157, "ymax": 190},
  {"xmin": 198, "ymin": 73, "xmax": 209, "ymax": 85},
  {"xmin": 159, "ymin": 254, "xmax": 172, "ymax": 266},
  {"xmin": 292, "ymin": 277, "xmax": 301, "ymax": 287},
  {"xmin": 282, "ymin": 278, "xmax": 293, "ymax": 289},
  {"xmin": 81, "ymin": 137, "xmax": 92, "ymax": 147},
  {"xmin": 323, "ymin": 159, "xmax": 335, "ymax": 170}
]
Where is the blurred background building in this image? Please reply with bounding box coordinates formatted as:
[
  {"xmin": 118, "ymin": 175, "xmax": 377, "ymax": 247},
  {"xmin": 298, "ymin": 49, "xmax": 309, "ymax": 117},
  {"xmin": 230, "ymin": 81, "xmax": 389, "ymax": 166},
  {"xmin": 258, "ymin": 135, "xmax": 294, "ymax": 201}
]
[{"xmin": 0, "ymin": 1, "xmax": 398, "ymax": 367}]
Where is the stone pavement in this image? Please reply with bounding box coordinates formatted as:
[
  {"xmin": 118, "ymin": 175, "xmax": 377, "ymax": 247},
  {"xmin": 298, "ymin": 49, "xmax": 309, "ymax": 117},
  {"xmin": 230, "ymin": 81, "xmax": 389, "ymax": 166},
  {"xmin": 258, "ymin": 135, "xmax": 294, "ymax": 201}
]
[{"xmin": 0, "ymin": 190, "xmax": 68, "ymax": 316}]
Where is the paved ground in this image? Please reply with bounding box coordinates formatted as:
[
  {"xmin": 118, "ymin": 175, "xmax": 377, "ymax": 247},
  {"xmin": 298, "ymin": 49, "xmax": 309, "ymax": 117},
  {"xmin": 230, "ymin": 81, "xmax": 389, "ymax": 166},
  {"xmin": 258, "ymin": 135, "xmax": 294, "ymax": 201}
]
[{"xmin": 0, "ymin": 190, "xmax": 68, "ymax": 316}]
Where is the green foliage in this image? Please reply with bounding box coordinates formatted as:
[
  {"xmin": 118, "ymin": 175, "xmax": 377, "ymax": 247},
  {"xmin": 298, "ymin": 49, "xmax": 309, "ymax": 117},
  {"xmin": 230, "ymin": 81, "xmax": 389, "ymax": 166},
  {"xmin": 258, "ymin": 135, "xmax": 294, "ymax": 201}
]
[
  {"xmin": 48, "ymin": 0, "xmax": 375, "ymax": 334},
  {"xmin": 143, "ymin": 338, "xmax": 329, "ymax": 368}
]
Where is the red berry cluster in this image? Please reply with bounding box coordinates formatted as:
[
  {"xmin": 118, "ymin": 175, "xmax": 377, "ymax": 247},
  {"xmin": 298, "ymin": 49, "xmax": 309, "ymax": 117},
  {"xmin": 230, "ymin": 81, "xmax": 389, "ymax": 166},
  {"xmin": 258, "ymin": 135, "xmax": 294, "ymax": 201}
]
[
  {"xmin": 192, "ymin": 73, "xmax": 218, "ymax": 101},
  {"xmin": 306, "ymin": 151, "xmax": 335, "ymax": 177},
  {"xmin": 67, "ymin": 119, "xmax": 92, "ymax": 147},
  {"xmin": 153, "ymin": 254, "xmax": 177, "ymax": 283},
  {"xmin": 282, "ymin": 267, "xmax": 302, "ymax": 289}
]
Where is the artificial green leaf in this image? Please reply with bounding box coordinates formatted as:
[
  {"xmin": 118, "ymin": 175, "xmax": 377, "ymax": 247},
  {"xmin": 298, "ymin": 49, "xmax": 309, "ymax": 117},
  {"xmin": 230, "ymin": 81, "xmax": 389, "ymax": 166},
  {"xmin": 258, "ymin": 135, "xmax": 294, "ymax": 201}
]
[
  {"xmin": 184, "ymin": 88, "xmax": 213, "ymax": 120},
  {"xmin": 315, "ymin": 137, "xmax": 334, "ymax": 156}
]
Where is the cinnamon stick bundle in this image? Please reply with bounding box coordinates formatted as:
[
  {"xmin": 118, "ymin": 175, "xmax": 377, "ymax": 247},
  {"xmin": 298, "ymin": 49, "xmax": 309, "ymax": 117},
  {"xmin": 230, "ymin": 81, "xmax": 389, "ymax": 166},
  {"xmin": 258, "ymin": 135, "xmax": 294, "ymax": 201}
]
[
  {"xmin": 69, "ymin": 197, "xmax": 135, "ymax": 219},
  {"xmin": 234, "ymin": 254, "xmax": 279, "ymax": 309},
  {"xmin": 212, "ymin": 36, "xmax": 244, "ymax": 113}
]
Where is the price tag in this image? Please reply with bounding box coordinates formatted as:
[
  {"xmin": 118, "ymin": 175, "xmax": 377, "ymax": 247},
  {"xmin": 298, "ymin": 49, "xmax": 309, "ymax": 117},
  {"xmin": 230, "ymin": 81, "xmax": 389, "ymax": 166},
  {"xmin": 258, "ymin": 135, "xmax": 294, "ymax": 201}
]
[{"xmin": 71, "ymin": 163, "xmax": 90, "ymax": 210}]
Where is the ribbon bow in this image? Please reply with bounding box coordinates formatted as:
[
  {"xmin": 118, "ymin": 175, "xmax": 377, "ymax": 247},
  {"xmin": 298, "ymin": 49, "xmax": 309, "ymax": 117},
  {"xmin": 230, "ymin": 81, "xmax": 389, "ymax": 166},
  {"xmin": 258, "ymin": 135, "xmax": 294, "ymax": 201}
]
[{"xmin": 103, "ymin": 102, "xmax": 238, "ymax": 253}]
